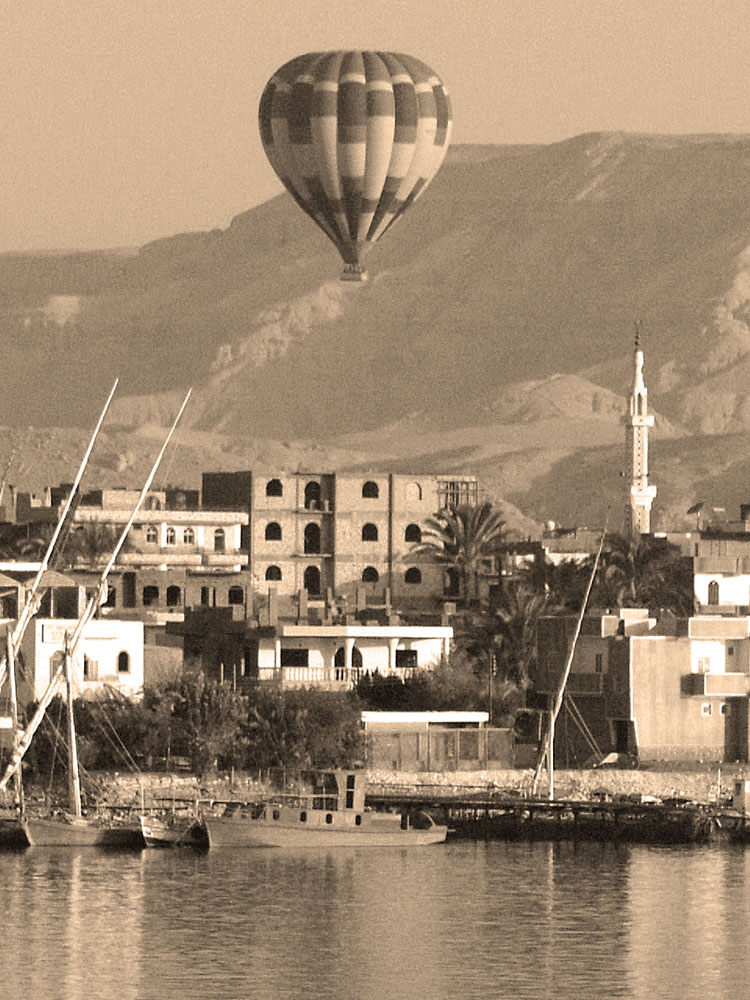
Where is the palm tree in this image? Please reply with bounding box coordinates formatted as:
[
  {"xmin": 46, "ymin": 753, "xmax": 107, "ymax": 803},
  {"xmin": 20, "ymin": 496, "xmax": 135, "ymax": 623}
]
[
  {"xmin": 595, "ymin": 532, "xmax": 693, "ymax": 614},
  {"xmin": 409, "ymin": 501, "xmax": 506, "ymax": 605},
  {"xmin": 493, "ymin": 582, "xmax": 551, "ymax": 691}
]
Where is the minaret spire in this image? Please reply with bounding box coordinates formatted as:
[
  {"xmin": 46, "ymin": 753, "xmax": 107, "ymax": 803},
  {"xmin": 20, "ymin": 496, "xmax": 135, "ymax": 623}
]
[{"xmin": 624, "ymin": 322, "xmax": 656, "ymax": 537}]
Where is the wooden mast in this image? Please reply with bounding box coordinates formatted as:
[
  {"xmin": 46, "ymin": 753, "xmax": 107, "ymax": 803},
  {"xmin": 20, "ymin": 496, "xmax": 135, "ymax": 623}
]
[{"xmin": 531, "ymin": 524, "xmax": 607, "ymax": 799}]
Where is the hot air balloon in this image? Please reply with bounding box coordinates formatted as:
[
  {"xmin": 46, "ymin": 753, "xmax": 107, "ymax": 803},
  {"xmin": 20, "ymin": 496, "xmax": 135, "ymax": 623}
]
[{"xmin": 258, "ymin": 51, "xmax": 452, "ymax": 281}]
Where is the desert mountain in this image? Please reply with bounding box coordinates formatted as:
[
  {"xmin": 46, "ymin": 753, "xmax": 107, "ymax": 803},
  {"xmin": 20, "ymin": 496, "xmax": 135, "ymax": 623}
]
[{"xmin": 4, "ymin": 131, "xmax": 750, "ymax": 533}]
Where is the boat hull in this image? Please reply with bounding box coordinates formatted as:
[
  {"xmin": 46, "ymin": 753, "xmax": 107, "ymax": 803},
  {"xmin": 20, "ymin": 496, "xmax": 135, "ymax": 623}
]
[
  {"xmin": 139, "ymin": 815, "xmax": 207, "ymax": 848},
  {"xmin": 205, "ymin": 815, "xmax": 447, "ymax": 848},
  {"xmin": 24, "ymin": 816, "xmax": 144, "ymax": 848}
]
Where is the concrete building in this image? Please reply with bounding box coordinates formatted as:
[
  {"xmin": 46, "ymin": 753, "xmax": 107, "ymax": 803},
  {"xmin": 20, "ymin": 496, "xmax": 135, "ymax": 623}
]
[
  {"xmin": 201, "ymin": 470, "xmax": 478, "ymax": 608},
  {"xmin": 536, "ymin": 608, "xmax": 750, "ymax": 765},
  {"xmin": 172, "ymin": 601, "xmax": 452, "ymax": 692}
]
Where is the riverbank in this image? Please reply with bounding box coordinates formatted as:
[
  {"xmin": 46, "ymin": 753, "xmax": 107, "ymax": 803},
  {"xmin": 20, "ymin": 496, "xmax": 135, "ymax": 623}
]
[{"xmin": 14, "ymin": 762, "xmax": 749, "ymax": 810}]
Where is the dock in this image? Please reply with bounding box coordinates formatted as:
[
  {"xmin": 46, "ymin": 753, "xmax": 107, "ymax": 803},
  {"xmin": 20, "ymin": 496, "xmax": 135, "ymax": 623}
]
[{"xmin": 366, "ymin": 784, "xmax": 750, "ymax": 845}]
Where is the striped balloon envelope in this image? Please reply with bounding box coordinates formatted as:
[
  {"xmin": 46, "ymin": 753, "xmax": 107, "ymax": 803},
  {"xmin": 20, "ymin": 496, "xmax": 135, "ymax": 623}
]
[{"xmin": 258, "ymin": 51, "xmax": 452, "ymax": 280}]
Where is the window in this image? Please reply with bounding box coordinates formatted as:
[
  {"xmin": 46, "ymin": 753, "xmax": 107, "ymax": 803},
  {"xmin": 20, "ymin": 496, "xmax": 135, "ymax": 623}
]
[
  {"xmin": 183, "ymin": 527, "xmax": 195, "ymax": 544},
  {"xmin": 280, "ymin": 648, "xmax": 309, "ymax": 667},
  {"xmin": 165, "ymin": 526, "xmax": 176, "ymax": 545},
  {"xmin": 214, "ymin": 528, "xmax": 226, "ymax": 552},
  {"xmin": 201, "ymin": 586, "xmax": 214, "ymax": 606},
  {"xmin": 701, "ymin": 702, "xmax": 713, "ymax": 717},
  {"xmin": 708, "ymin": 580, "xmax": 720, "ymax": 605},
  {"xmin": 728, "ymin": 646, "xmax": 735, "ymax": 657},
  {"xmin": 362, "ymin": 481, "xmax": 379, "ymax": 499},
  {"xmin": 103, "ymin": 585, "xmax": 116, "ymax": 608},
  {"xmin": 83, "ymin": 656, "xmax": 98, "ymax": 681},
  {"xmin": 304, "ymin": 523, "xmax": 321, "ymax": 554},
  {"xmin": 142, "ymin": 585, "xmax": 160, "ymax": 606},
  {"xmin": 265, "ymin": 522, "xmax": 282, "ymax": 541},
  {"xmin": 595, "ymin": 653, "xmax": 603, "ymax": 674},
  {"xmin": 697, "ymin": 657, "xmax": 710, "ymax": 674},
  {"xmin": 117, "ymin": 651, "xmax": 130, "ymax": 674},
  {"xmin": 228, "ymin": 586, "xmax": 244, "ymax": 605},
  {"xmin": 304, "ymin": 481, "xmax": 321, "ymax": 509},
  {"xmin": 166, "ymin": 585, "xmax": 182, "ymax": 607},
  {"xmin": 265, "ymin": 565, "xmax": 282, "ymax": 582},
  {"xmin": 404, "ymin": 567, "xmax": 422, "ymax": 585},
  {"xmin": 721, "ymin": 702, "xmax": 732, "ymax": 716},
  {"xmin": 361, "ymin": 523, "xmax": 378, "ymax": 542},
  {"xmin": 304, "ymin": 565, "xmax": 321, "ymax": 595},
  {"xmin": 395, "ymin": 649, "xmax": 418, "ymax": 669},
  {"xmin": 406, "ymin": 482, "xmax": 422, "ymax": 501},
  {"xmin": 404, "ymin": 523, "xmax": 421, "ymax": 543},
  {"xmin": 266, "ymin": 479, "xmax": 283, "ymax": 497},
  {"xmin": 145, "ymin": 526, "xmax": 158, "ymax": 544},
  {"xmin": 362, "ymin": 566, "xmax": 379, "ymax": 583},
  {"xmin": 444, "ymin": 568, "xmax": 460, "ymax": 597}
]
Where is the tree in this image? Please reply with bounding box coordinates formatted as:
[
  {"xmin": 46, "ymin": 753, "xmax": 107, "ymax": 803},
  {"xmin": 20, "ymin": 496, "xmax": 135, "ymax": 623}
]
[
  {"xmin": 595, "ymin": 533, "xmax": 693, "ymax": 614},
  {"xmin": 409, "ymin": 501, "xmax": 506, "ymax": 605}
]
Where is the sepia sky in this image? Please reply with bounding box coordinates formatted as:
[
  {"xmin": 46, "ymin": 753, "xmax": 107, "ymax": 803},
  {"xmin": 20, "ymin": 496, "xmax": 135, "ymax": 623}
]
[{"xmin": 3, "ymin": 0, "xmax": 750, "ymax": 252}]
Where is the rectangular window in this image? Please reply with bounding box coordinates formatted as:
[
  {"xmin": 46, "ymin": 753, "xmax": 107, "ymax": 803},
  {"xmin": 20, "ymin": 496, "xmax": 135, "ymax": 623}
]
[
  {"xmin": 701, "ymin": 702, "xmax": 713, "ymax": 717},
  {"xmin": 728, "ymin": 646, "xmax": 735, "ymax": 657},
  {"xmin": 395, "ymin": 649, "xmax": 419, "ymax": 669},
  {"xmin": 280, "ymin": 648, "xmax": 309, "ymax": 668},
  {"xmin": 594, "ymin": 653, "xmax": 603, "ymax": 674},
  {"xmin": 698, "ymin": 657, "xmax": 710, "ymax": 674}
]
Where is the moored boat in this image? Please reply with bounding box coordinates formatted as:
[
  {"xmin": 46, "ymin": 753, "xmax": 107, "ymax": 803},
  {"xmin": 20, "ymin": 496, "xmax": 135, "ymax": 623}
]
[
  {"xmin": 204, "ymin": 770, "xmax": 447, "ymax": 848},
  {"xmin": 24, "ymin": 812, "xmax": 143, "ymax": 848},
  {"xmin": 139, "ymin": 812, "xmax": 207, "ymax": 848}
]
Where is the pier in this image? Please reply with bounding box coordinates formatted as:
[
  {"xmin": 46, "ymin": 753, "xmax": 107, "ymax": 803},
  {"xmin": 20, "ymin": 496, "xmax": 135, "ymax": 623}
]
[{"xmin": 366, "ymin": 784, "xmax": 750, "ymax": 844}]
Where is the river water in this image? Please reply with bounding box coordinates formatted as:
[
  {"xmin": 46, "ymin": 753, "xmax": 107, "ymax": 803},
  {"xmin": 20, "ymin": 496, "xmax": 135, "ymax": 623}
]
[{"xmin": 1, "ymin": 840, "xmax": 749, "ymax": 1000}]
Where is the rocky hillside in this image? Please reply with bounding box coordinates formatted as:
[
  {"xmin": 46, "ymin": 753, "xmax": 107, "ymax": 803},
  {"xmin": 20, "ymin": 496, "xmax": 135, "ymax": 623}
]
[{"xmin": 4, "ymin": 132, "xmax": 750, "ymax": 532}]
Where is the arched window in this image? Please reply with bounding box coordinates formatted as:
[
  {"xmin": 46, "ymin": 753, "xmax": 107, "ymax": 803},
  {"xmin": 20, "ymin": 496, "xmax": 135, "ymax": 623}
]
[
  {"xmin": 183, "ymin": 527, "xmax": 195, "ymax": 544},
  {"xmin": 404, "ymin": 523, "xmax": 422, "ymax": 543},
  {"xmin": 265, "ymin": 565, "xmax": 282, "ymax": 582},
  {"xmin": 228, "ymin": 586, "xmax": 244, "ymax": 605},
  {"xmin": 304, "ymin": 523, "xmax": 321, "ymax": 554},
  {"xmin": 361, "ymin": 523, "xmax": 378, "ymax": 542},
  {"xmin": 142, "ymin": 585, "xmax": 160, "ymax": 606},
  {"xmin": 405, "ymin": 567, "xmax": 422, "ymax": 585},
  {"xmin": 708, "ymin": 580, "xmax": 720, "ymax": 605},
  {"xmin": 165, "ymin": 527, "xmax": 176, "ymax": 546},
  {"xmin": 304, "ymin": 481, "xmax": 321, "ymax": 509},
  {"xmin": 362, "ymin": 480, "xmax": 379, "ymax": 499},
  {"xmin": 117, "ymin": 651, "xmax": 130, "ymax": 674},
  {"xmin": 362, "ymin": 566, "xmax": 379, "ymax": 583},
  {"xmin": 145, "ymin": 525, "xmax": 158, "ymax": 544},
  {"xmin": 266, "ymin": 479, "xmax": 283, "ymax": 497},
  {"xmin": 214, "ymin": 528, "xmax": 225, "ymax": 552},
  {"xmin": 265, "ymin": 522, "xmax": 282, "ymax": 541},
  {"xmin": 304, "ymin": 565, "xmax": 321, "ymax": 595},
  {"xmin": 166, "ymin": 585, "xmax": 182, "ymax": 607},
  {"xmin": 406, "ymin": 482, "xmax": 423, "ymax": 501}
]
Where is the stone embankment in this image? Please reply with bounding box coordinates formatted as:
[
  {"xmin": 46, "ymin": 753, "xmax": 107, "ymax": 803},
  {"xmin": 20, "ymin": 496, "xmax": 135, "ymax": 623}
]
[{"xmin": 20, "ymin": 763, "xmax": 749, "ymax": 809}]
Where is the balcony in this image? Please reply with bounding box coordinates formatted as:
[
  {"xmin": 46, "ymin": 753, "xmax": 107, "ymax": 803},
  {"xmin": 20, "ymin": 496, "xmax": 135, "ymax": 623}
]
[{"xmin": 683, "ymin": 672, "xmax": 750, "ymax": 696}]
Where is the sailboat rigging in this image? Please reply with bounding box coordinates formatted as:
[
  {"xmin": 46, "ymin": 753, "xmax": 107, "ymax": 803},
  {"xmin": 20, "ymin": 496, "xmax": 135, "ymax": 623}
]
[{"xmin": 0, "ymin": 389, "xmax": 192, "ymax": 846}]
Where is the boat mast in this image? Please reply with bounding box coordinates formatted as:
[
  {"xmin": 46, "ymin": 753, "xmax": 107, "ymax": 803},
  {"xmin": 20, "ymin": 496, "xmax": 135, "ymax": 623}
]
[
  {"xmin": 63, "ymin": 631, "xmax": 82, "ymax": 816},
  {"xmin": 0, "ymin": 379, "xmax": 119, "ymax": 693},
  {"xmin": 6, "ymin": 633, "xmax": 24, "ymax": 816},
  {"xmin": 0, "ymin": 389, "xmax": 192, "ymax": 796},
  {"xmin": 531, "ymin": 524, "xmax": 607, "ymax": 799}
]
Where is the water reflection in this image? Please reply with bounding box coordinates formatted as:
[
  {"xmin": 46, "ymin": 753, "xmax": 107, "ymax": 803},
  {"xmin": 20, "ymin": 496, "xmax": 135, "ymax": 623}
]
[{"xmin": 1, "ymin": 842, "xmax": 750, "ymax": 999}]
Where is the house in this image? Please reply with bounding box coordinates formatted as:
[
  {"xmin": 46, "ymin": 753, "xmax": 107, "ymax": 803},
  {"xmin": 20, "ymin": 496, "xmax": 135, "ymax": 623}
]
[
  {"xmin": 535, "ymin": 608, "xmax": 750, "ymax": 765},
  {"xmin": 171, "ymin": 601, "xmax": 452, "ymax": 691}
]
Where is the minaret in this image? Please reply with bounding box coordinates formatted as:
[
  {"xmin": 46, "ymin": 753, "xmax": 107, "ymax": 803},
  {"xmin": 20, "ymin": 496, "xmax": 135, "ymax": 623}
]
[{"xmin": 623, "ymin": 327, "xmax": 656, "ymax": 536}]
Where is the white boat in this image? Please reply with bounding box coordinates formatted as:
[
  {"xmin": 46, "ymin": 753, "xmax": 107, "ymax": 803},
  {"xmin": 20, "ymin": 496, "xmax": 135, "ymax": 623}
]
[{"xmin": 204, "ymin": 770, "xmax": 447, "ymax": 848}]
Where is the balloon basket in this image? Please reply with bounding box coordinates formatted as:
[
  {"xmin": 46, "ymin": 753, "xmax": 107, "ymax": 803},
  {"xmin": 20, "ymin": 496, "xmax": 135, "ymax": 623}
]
[{"xmin": 340, "ymin": 267, "xmax": 368, "ymax": 283}]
